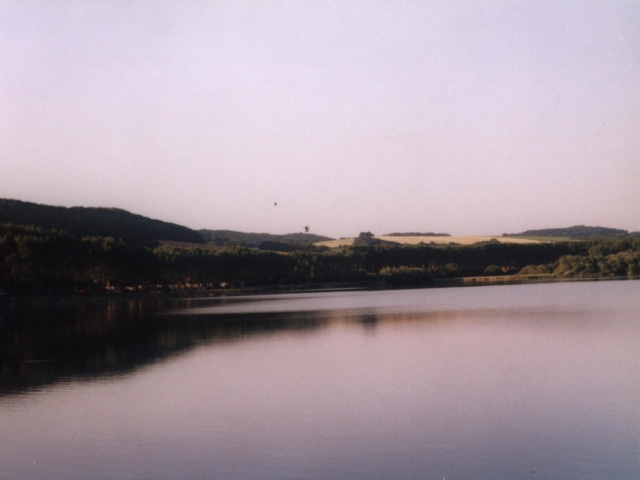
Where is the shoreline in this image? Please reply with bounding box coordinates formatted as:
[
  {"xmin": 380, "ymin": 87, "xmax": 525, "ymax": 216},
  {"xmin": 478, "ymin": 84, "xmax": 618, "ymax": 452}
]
[{"xmin": 2, "ymin": 275, "xmax": 637, "ymax": 307}]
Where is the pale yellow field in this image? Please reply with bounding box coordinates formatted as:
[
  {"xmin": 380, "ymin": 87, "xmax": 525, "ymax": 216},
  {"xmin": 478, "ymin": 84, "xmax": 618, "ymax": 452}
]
[{"xmin": 315, "ymin": 235, "xmax": 543, "ymax": 248}]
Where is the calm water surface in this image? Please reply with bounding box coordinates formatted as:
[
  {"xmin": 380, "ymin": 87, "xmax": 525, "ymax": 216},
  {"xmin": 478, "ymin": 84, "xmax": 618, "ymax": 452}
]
[{"xmin": 0, "ymin": 280, "xmax": 638, "ymax": 479}]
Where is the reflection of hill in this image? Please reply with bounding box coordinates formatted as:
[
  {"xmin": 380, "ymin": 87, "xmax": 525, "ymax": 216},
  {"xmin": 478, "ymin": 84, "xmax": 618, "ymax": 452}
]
[{"xmin": 0, "ymin": 298, "xmax": 327, "ymax": 395}]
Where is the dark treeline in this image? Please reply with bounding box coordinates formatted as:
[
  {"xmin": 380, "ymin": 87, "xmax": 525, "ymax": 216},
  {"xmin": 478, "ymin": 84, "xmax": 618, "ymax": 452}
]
[
  {"xmin": 1, "ymin": 223, "xmax": 639, "ymax": 295},
  {"xmin": 384, "ymin": 232, "xmax": 450, "ymax": 237}
]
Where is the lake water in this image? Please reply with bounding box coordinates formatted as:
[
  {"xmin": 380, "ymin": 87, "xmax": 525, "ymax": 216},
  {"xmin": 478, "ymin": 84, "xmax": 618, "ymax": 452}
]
[{"xmin": 0, "ymin": 280, "xmax": 638, "ymax": 479}]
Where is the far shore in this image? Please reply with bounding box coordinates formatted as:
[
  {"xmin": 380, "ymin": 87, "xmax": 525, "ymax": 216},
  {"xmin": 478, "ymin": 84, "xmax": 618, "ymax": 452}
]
[{"xmin": 2, "ymin": 275, "xmax": 636, "ymax": 307}]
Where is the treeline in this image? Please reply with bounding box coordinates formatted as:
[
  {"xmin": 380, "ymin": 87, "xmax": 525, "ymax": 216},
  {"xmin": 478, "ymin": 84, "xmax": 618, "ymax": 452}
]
[
  {"xmin": 1, "ymin": 223, "xmax": 639, "ymax": 295},
  {"xmin": 384, "ymin": 232, "xmax": 450, "ymax": 237},
  {"xmin": 519, "ymin": 240, "xmax": 640, "ymax": 278}
]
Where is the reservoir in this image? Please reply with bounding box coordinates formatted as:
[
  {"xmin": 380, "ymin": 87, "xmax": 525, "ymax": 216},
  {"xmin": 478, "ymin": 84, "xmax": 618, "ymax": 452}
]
[{"xmin": 1, "ymin": 280, "xmax": 638, "ymax": 479}]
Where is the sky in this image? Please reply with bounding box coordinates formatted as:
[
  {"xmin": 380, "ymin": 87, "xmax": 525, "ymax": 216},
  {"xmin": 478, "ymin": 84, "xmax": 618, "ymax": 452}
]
[{"xmin": 1, "ymin": 0, "xmax": 638, "ymax": 238}]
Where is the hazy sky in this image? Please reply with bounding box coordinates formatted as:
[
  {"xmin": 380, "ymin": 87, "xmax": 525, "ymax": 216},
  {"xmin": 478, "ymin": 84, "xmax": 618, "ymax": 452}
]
[{"xmin": 1, "ymin": 1, "xmax": 638, "ymax": 237}]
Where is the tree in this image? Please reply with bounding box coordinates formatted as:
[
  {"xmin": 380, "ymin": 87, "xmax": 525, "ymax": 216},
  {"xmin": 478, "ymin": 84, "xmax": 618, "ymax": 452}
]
[{"xmin": 353, "ymin": 232, "xmax": 381, "ymax": 247}]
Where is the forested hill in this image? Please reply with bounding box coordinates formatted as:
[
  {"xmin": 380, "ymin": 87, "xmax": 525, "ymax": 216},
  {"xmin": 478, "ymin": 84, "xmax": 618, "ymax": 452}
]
[
  {"xmin": 199, "ymin": 229, "xmax": 333, "ymax": 248},
  {"xmin": 505, "ymin": 225, "xmax": 629, "ymax": 238},
  {"xmin": 0, "ymin": 198, "xmax": 203, "ymax": 245}
]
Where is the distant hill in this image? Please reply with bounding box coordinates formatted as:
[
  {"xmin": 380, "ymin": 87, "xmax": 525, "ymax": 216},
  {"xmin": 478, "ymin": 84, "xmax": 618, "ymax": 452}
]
[
  {"xmin": 0, "ymin": 198, "xmax": 203, "ymax": 245},
  {"xmin": 505, "ymin": 225, "xmax": 629, "ymax": 238},
  {"xmin": 200, "ymin": 229, "xmax": 333, "ymax": 248}
]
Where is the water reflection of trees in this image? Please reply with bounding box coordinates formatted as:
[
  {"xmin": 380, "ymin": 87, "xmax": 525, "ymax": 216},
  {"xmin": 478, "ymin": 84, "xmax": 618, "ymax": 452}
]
[
  {"xmin": 1, "ymin": 296, "xmax": 535, "ymax": 395},
  {"xmin": 0, "ymin": 298, "xmax": 326, "ymax": 395}
]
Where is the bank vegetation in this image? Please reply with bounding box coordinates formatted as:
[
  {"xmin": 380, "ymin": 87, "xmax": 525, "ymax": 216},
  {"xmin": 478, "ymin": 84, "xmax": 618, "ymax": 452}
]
[{"xmin": 1, "ymin": 223, "xmax": 639, "ymax": 296}]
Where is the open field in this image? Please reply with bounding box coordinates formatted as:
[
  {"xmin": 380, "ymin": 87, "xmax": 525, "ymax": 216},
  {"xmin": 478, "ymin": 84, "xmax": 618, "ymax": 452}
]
[{"xmin": 315, "ymin": 235, "xmax": 545, "ymax": 248}]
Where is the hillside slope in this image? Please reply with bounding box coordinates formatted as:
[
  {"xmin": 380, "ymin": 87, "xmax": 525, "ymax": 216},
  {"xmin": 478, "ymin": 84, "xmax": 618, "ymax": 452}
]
[
  {"xmin": 199, "ymin": 229, "xmax": 333, "ymax": 247},
  {"xmin": 0, "ymin": 198, "xmax": 203, "ymax": 245},
  {"xmin": 505, "ymin": 225, "xmax": 629, "ymax": 238}
]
